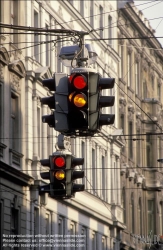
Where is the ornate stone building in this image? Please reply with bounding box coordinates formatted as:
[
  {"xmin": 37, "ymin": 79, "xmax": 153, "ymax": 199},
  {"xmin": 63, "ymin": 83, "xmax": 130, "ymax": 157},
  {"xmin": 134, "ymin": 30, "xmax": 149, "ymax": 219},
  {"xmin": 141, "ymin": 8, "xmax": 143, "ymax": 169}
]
[
  {"xmin": 0, "ymin": 1, "xmax": 124, "ymax": 249},
  {"xmin": 117, "ymin": 1, "xmax": 163, "ymax": 249}
]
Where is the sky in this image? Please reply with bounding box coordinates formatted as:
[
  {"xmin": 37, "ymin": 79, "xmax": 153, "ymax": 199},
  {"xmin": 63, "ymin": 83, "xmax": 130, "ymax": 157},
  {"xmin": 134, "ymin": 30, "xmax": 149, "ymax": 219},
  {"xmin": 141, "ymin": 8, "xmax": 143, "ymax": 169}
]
[{"xmin": 134, "ymin": 0, "xmax": 163, "ymax": 46}]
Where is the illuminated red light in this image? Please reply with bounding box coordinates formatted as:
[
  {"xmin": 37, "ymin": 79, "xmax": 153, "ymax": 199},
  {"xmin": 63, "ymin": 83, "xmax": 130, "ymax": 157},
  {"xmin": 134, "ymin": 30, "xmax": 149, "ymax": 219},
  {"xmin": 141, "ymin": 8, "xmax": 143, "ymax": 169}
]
[
  {"xmin": 69, "ymin": 74, "xmax": 87, "ymax": 90},
  {"xmin": 73, "ymin": 76, "xmax": 87, "ymax": 89},
  {"xmin": 53, "ymin": 156, "xmax": 65, "ymax": 167}
]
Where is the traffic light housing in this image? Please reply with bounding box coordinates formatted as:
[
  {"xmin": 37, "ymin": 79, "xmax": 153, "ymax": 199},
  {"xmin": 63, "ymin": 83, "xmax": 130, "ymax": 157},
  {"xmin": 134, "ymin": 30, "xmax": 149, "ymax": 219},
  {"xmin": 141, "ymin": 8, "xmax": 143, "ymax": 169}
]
[
  {"xmin": 65, "ymin": 155, "xmax": 85, "ymax": 197},
  {"xmin": 41, "ymin": 73, "xmax": 70, "ymax": 133},
  {"xmin": 68, "ymin": 68, "xmax": 115, "ymax": 136},
  {"xmin": 39, "ymin": 153, "xmax": 85, "ymax": 199},
  {"xmin": 41, "ymin": 70, "xmax": 115, "ymax": 136},
  {"xmin": 88, "ymin": 73, "xmax": 115, "ymax": 132},
  {"xmin": 39, "ymin": 155, "xmax": 67, "ymax": 198}
]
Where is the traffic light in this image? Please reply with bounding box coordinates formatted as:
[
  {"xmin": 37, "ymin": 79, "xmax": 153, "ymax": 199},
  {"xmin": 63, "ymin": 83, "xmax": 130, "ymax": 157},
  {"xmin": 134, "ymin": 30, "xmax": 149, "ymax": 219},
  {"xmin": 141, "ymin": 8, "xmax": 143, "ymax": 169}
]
[
  {"xmin": 68, "ymin": 69, "xmax": 115, "ymax": 135},
  {"xmin": 39, "ymin": 155, "xmax": 67, "ymax": 198},
  {"xmin": 65, "ymin": 155, "xmax": 85, "ymax": 197},
  {"xmin": 41, "ymin": 70, "xmax": 115, "ymax": 136},
  {"xmin": 89, "ymin": 73, "xmax": 115, "ymax": 132},
  {"xmin": 39, "ymin": 154, "xmax": 85, "ymax": 199},
  {"xmin": 41, "ymin": 73, "xmax": 70, "ymax": 133}
]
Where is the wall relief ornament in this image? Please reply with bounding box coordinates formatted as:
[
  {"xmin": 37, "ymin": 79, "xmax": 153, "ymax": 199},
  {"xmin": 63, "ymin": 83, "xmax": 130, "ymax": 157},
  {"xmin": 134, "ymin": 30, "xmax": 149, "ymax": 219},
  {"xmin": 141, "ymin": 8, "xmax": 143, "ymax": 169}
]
[
  {"xmin": 142, "ymin": 59, "xmax": 148, "ymax": 72},
  {"xmin": 10, "ymin": 73, "xmax": 21, "ymax": 93},
  {"xmin": 0, "ymin": 64, "xmax": 4, "ymax": 81}
]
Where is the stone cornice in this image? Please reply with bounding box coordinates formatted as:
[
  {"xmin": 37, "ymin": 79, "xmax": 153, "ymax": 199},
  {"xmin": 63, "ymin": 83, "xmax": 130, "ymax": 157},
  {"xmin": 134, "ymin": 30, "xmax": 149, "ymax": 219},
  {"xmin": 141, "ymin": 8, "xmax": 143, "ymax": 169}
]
[{"xmin": 118, "ymin": 3, "xmax": 163, "ymax": 60}]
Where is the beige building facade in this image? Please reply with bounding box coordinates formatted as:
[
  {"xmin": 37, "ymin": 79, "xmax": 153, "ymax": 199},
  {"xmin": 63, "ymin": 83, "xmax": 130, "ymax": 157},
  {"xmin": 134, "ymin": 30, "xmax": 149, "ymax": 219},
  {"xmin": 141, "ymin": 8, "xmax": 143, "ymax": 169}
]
[
  {"xmin": 118, "ymin": 1, "xmax": 163, "ymax": 249},
  {"xmin": 0, "ymin": 1, "xmax": 124, "ymax": 250}
]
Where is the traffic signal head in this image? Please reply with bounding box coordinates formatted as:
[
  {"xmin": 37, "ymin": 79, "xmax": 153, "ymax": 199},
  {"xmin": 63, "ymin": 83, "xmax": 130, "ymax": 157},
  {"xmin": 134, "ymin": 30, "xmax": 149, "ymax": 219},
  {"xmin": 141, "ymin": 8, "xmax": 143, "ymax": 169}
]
[
  {"xmin": 65, "ymin": 155, "xmax": 85, "ymax": 197},
  {"xmin": 50, "ymin": 155, "xmax": 67, "ymax": 197},
  {"xmin": 68, "ymin": 73, "xmax": 88, "ymax": 133},
  {"xmin": 39, "ymin": 153, "xmax": 85, "ymax": 199},
  {"xmin": 88, "ymin": 73, "xmax": 115, "ymax": 133},
  {"xmin": 40, "ymin": 73, "xmax": 70, "ymax": 133},
  {"xmin": 67, "ymin": 69, "xmax": 115, "ymax": 136},
  {"xmin": 39, "ymin": 155, "xmax": 67, "ymax": 198}
]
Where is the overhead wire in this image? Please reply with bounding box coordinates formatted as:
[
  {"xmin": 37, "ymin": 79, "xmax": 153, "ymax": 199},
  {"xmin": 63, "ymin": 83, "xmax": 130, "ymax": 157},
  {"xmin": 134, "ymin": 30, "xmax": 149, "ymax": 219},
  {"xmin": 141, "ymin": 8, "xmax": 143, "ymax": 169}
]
[{"xmin": 34, "ymin": 0, "xmax": 161, "ymax": 29}]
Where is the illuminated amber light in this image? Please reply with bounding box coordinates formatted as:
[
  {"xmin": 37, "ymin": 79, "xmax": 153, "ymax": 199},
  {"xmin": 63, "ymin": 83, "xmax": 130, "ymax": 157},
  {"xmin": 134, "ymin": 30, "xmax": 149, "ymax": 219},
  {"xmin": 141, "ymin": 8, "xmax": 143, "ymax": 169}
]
[
  {"xmin": 74, "ymin": 94, "xmax": 87, "ymax": 107},
  {"xmin": 54, "ymin": 170, "xmax": 65, "ymax": 180}
]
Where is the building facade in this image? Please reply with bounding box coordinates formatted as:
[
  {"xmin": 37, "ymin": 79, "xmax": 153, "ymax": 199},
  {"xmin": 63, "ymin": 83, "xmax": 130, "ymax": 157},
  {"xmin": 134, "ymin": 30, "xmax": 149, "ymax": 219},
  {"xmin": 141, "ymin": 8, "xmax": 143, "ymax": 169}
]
[
  {"xmin": 0, "ymin": 1, "xmax": 124, "ymax": 250},
  {"xmin": 117, "ymin": 1, "xmax": 163, "ymax": 249}
]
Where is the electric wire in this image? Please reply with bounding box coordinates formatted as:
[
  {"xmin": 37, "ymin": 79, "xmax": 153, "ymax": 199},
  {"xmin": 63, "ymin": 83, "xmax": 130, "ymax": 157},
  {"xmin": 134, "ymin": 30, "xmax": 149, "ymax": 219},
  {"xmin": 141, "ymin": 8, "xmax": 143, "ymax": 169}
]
[{"xmin": 34, "ymin": 0, "xmax": 162, "ymax": 29}]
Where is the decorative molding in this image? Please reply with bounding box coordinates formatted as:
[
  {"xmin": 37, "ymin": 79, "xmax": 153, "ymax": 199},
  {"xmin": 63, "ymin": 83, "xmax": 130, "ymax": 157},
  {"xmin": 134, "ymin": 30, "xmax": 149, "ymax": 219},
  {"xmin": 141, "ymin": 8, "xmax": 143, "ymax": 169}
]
[
  {"xmin": 10, "ymin": 73, "xmax": 21, "ymax": 93},
  {"xmin": 0, "ymin": 47, "xmax": 10, "ymax": 65},
  {"xmin": 8, "ymin": 59, "xmax": 26, "ymax": 78}
]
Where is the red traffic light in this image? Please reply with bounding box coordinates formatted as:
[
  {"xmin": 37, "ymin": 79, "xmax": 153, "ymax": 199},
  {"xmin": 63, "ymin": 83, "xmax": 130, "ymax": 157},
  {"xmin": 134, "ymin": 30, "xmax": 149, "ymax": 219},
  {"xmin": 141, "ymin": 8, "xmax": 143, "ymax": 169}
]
[
  {"xmin": 69, "ymin": 74, "xmax": 87, "ymax": 90},
  {"xmin": 52, "ymin": 156, "xmax": 65, "ymax": 167}
]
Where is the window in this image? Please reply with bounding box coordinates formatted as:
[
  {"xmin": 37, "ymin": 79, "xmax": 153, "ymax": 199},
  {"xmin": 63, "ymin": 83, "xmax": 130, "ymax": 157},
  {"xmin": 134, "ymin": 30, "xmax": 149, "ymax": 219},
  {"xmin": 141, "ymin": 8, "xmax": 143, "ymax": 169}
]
[
  {"xmin": 146, "ymin": 134, "xmax": 152, "ymax": 167},
  {"xmin": 11, "ymin": 0, "xmax": 18, "ymax": 43},
  {"xmin": 135, "ymin": 62, "xmax": 139, "ymax": 95},
  {"xmin": 143, "ymin": 81, "xmax": 147, "ymax": 98},
  {"xmin": 58, "ymin": 216, "xmax": 65, "ymax": 235},
  {"xmin": 102, "ymin": 236, "xmax": 107, "ymax": 250},
  {"xmin": 11, "ymin": 207, "xmax": 19, "ymax": 250},
  {"xmin": 147, "ymin": 200, "xmax": 155, "ymax": 234},
  {"xmin": 102, "ymin": 155, "xmax": 105, "ymax": 199},
  {"xmin": 136, "ymin": 129, "xmax": 141, "ymax": 166},
  {"xmin": 159, "ymin": 202, "xmax": 163, "ymax": 235},
  {"xmin": 45, "ymin": 24, "xmax": 50, "ymax": 66},
  {"xmin": 81, "ymin": 141, "xmax": 86, "ymax": 186},
  {"xmin": 45, "ymin": 213, "xmax": 51, "ymax": 250},
  {"xmin": 92, "ymin": 148, "xmax": 96, "ymax": 193},
  {"xmin": 34, "ymin": 11, "xmax": 39, "ymax": 61},
  {"xmin": 120, "ymin": 114, "xmax": 124, "ymax": 131},
  {"xmin": 11, "ymin": 93, "xmax": 19, "ymax": 151},
  {"xmin": 57, "ymin": 37, "xmax": 62, "ymax": 72},
  {"xmin": 157, "ymin": 137, "xmax": 161, "ymax": 169},
  {"xmin": 58, "ymin": 217, "xmax": 65, "ymax": 250},
  {"xmin": 45, "ymin": 213, "xmax": 50, "ymax": 235},
  {"xmin": 0, "ymin": 83, "xmax": 2, "ymax": 141},
  {"xmin": 127, "ymin": 53, "xmax": 131, "ymax": 87},
  {"xmin": 130, "ymin": 193, "xmax": 134, "ymax": 233},
  {"xmin": 108, "ymin": 15, "xmax": 112, "ymax": 46},
  {"xmin": 128, "ymin": 122, "xmax": 133, "ymax": 159},
  {"xmin": 37, "ymin": 107, "xmax": 41, "ymax": 157},
  {"xmin": 121, "ymin": 188, "xmax": 126, "ymax": 223},
  {"xmin": 34, "ymin": 208, "xmax": 39, "ymax": 247},
  {"xmin": 138, "ymin": 198, "xmax": 142, "ymax": 235},
  {"xmin": 157, "ymin": 82, "xmax": 161, "ymax": 101},
  {"xmin": 70, "ymin": 222, "xmax": 76, "ymax": 250},
  {"xmin": 81, "ymin": 227, "xmax": 87, "ymax": 250},
  {"xmin": 0, "ymin": 202, "xmax": 2, "ymax": 245},
  {"xmin": 92, "ymin": 232, "xmax": 97, "ymax": 250},
  {"xmin": 151, "ymin": 75, "xmax": 154, "ymax": 90},
  {"xmin": 99, "ymin": 6, "xmax": 103, "ymax": 38}
]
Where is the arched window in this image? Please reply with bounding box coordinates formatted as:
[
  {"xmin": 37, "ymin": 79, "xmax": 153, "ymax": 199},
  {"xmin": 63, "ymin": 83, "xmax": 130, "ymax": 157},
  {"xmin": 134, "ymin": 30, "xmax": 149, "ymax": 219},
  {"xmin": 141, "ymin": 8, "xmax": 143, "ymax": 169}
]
[
  {"xmin": 138, "ymin": 198, "xmax": 142, "ymax": 235},
  {"xmin": 122, "ymin": 188, "xmax": 126, "ymax": 223},
  {"xmin": 130, "ymin": 193, "xmax": 134, "ymax": 233}
]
